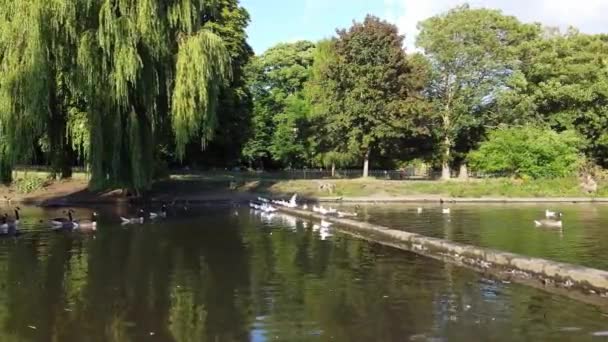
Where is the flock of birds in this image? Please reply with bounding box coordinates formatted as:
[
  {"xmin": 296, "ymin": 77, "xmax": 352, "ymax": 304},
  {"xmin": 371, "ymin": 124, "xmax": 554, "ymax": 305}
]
[
  {"xmin": 0, "ymin": 204, "xmax": 171, "ymax": 236},
  {"xmin": 251, "ymin": 194, "xmax": 565, "ymax": 230}
]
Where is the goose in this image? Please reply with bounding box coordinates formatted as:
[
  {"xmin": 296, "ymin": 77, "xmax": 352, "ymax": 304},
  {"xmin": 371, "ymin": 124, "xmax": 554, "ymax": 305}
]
[
  {"xmin": 75, "ymin": 212, "xmax": 98, "ymax": 231},
  {"xmin": 50, "ymin": 211, "xmax": 78, "ymax": 228},
  {"xmin": 417, "ymin": 207, "xmax": 423, "ymax": 214},
  {"xmin": 121, "ymin": 210, "xmax": 145, "ymax": 224},
  {"xmin": 50, "ymin": 209, "xmax": 74, "ymax": 225},
  {"xmin": 8, "ymin": 207, "xmax": 20, "ymax": 225},
  {"xmin": 0, "ymin": 214, "xmax": 18, "ymax": 236},
  {"xmin": 302, "ymin": 204, "xmax": 309, "ymax": 210},
  {"xmin": 288, "ymin": 194, "xmax": 298, "ymax": 208},
  {"xmin": 149, "ymin": 204, "xmax": 168, "ymax": 219},
  {"xmin": 545, "ymin": 209, "xmax": 559, "ymax": 219},
  {"xmin": 442, "ymin": 208, "xmax": 451, "ymax": 215}
]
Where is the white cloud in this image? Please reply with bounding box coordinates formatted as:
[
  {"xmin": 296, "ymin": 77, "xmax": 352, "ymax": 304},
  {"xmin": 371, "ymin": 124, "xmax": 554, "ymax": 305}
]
[{"xmin": 385, "ymin": 0, "xmax": 608, "ymax": 51}]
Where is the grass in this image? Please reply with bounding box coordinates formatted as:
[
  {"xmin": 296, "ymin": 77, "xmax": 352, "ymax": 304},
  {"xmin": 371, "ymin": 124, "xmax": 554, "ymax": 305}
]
[{"xmin": 165, "ymin": 174, "xmax": 608, "ymax": 198}]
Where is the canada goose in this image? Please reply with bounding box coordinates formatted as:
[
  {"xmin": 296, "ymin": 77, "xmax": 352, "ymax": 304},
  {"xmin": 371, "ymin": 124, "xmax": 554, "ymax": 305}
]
[
  {"xmin": 75, "ymin": 212, "xmax": 98, "ymax": 231},
  {"xmin": 51, "ymin": 211, "xmax": 78, "ymax": 229},
  {"xmin": 51, "ymin": 209, "xmax": 74, "ymax": 225},
  {"xmin": 121, "ymin": 210, "xmax": 145, "ymax": 224},
  {"xmin": 442, "ymin": 208, "xmax": 451, "ymax": 215},
  {"xmin": 149, "ymin": 205, "xmax": 168, "ymax": 219},
  {"xmin": 0, "ymin": 214, "xmax": 18, "ymax": 235},
  {"xmin": 535, "ymin": 213, "xmax": 563, "ymax": 228},
  {"xmin": 8, "ymin": 207, "xmax": 20, "ymax": 225},
  {"xmin": 545, "ymin": 209, "xmax": 559, "ymax": 219}
]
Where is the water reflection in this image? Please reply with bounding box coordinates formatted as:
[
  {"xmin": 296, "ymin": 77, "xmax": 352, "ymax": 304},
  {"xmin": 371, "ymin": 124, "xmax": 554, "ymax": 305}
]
[{"xmin": 0, "ymin": 206, "xmax": 601, "ymax": 341}]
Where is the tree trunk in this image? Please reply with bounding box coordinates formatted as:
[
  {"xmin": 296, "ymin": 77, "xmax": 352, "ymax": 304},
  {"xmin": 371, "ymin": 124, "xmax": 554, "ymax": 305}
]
[
  {"xmin": 458, "ymin": 163, "xmax": 468, "ymax": 180},
  {"xmin": 363, "ymin": 150, "xmax": 370, "ymax": 178},
  {"xmin": 331, "ymin": 162, "xmax": 336, "ymax": 177},
  {"xmin": 441, "ymin": 136, "xmax": 451, "ymax": 180}
]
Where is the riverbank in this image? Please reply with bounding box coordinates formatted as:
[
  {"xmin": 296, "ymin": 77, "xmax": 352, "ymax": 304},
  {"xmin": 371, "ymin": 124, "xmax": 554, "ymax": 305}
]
[{"xmin": 2, "ymin": 174, "xmax": 607, "ymax": 205}]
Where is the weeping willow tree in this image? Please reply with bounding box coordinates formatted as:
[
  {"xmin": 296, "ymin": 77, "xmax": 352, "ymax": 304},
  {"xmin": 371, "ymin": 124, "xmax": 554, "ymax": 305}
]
[{"xmin": 0, "ymin": 0, "xmax": 231, "ymax": 191}]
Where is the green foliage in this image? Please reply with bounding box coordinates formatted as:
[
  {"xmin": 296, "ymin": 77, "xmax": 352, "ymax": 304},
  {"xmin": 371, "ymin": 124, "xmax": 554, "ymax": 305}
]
[
  {"xmin": 417, "ymin": 5, "xmax": 540, "ymax": 176},
  {"xmin": 243, "ymin": 41, "xmax": 315, "ymax": 167},
  {"xmin": 14, "ymin": 174, "xmax": 46, "ymax": 194},
  {"xmin": 313, "ymin": 16, "xmax": 428, "ymax": 173},
  {"xmin": 469, "ymin": 126, "xmax": 583, "ymax": 179}
]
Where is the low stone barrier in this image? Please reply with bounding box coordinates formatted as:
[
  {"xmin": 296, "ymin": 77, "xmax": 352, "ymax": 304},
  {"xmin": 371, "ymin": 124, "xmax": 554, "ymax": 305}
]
[{"xmin": 279, "ymin": 207, "xmax": 608, "ymax": 304}]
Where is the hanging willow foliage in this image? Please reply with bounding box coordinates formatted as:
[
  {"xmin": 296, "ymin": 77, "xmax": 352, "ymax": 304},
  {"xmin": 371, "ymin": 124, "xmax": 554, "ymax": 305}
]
[{"xmin": 0, "ymin": 0, "xmax": 231, "ymax": 190}]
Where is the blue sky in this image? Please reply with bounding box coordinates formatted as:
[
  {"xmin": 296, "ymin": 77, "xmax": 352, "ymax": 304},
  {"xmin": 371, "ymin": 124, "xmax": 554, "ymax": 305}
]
[{"xmin": 241, "ymin": 0, "xmax": 608, "ymax": 54}]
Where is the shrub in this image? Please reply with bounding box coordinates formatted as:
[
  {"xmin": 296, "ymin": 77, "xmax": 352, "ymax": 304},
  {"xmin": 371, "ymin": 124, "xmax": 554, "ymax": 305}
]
[
  {"xmin": 469, "ymin": 126, "xmax": 583, "ymax": 179},
  {"xmin": 14, "ymin": 174, "xmax": 47, "ymax": 194}
]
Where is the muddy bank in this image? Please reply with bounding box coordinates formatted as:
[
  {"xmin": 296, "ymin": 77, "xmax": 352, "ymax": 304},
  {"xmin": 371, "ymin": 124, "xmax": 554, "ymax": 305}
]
[{"xmin": 278, "ymin": 206, "xmax": 608, "ymax": 307}]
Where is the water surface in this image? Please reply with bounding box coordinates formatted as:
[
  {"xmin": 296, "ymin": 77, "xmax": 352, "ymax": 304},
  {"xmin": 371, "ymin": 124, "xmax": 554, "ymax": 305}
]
[
  {"xmin": 0, "ymin": 205, "xmax": 604, "ymax": 341},
  {"xmin": 345, "ymin": 203, "xmax": 608, "ymax": 270}
]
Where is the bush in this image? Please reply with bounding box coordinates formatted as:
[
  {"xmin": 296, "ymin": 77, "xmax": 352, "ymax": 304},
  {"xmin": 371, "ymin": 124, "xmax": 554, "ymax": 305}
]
[
  {"xmin": 469, "ymin": 126, "xmax": 583, "ymax": 179},
  {"xmin": 14, "ymin": 174, "xmax": 47, "ymax": 194}
]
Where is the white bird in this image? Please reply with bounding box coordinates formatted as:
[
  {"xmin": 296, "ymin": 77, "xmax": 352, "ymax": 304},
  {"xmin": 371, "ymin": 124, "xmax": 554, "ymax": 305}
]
[
  {"xmin": 442, "ymin": 208, "xmax": 451, "ymax": 215},
  {"xmin": 121, "ymin": 210, "xmax": 145, "ymax": 224},
  {"xmin": 302, "ymin": 204, "xmax": 309, "ymax": 210},
  {"xmin": 545, "ymin": 209, "xmax": 559, "ymax": 219},
  {"xmin": 257, "ymin": 197, "xmax": 270, "ymax": 203},
  {"xmin": 321, "ymin": 220, "xmax": 332, "ymax": 228},
  {"xmin": 319, "ymin": 227, "xmax": 332, "ymax": 240},
  {"xmin": 535, "ymin": 218, "xmax": 563, "ymax": 228},
  {"xmin": 288, "ymin": 194, "xmax": 298, "ymax": 208},
  {"xmin": 337, "ymin": 211, "xmax": 357, "ymax": 218},
  {"xmin": 417, "ymin": 208, "xmax": 423, "ymax": 214}
]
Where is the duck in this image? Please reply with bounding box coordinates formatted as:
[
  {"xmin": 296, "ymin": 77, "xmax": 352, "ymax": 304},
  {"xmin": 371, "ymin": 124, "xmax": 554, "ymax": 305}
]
[
  {"xmin": 149, "ymin": 204, "xmax": 168, "ymax": 219},
  {"xmin": 75, "ymin": 212, "xmax": 98, "ymax": 231},
  {"xmin": 442, "ymin": 208, "xmax": 451, "ymax": 215},
  {"xmin": 121, "ymin": 209, "xmax": 145, "ymax": 224},
  {"xmin": 545, "ymin": 209, "xmax": 559, "ymax": 219}
]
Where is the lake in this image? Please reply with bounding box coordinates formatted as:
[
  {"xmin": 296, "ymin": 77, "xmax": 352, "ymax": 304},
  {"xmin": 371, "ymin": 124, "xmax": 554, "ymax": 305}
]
[{"xmin": 0, "ymin": 204, "xmax": 605, "ymax": 341}]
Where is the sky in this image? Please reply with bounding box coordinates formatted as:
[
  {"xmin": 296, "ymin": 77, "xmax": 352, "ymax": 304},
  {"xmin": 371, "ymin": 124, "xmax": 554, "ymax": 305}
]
[{"xmin": 240, "ymin": 0, "xmax": 608, "ymax": 54}]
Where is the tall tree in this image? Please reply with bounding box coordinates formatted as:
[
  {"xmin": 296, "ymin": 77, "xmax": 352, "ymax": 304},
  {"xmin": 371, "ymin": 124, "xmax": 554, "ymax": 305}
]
[
  {"xmin": 242, "ymin": 41, "xmax": 315, "ymax": 168},
  {"xmin": 417, "ymin": 5, "xmax": 540, "ymax": 179},
  {"xmin": 319, "ymin": 16, "xmax": 426, "ymax": 177},
  {"xmin": 499, "ymin": 29, "xmax": 608, "ymax": 167},
  {"xmin": 0, "ymin": 0, "xmax": 234, "ymax": 192}
]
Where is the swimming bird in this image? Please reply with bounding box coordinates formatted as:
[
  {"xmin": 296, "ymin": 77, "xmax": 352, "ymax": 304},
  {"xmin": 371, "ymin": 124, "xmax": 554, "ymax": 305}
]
[
  {"xmin": 121, "ymin": 210, "xmax": 145, "ymax": 224},
  {"xmin": 149, "ymin": 204, "xmax": 168, "ymax": 219},
  {"xmin": 321, "ymin": 220, "xmax": 332, "ymax": 228},
  {"xmin": 545, "ymin": 209, "xmax": 559, "ymax": 219},
  {"xmin": 51, "ymin": 211, "xmax": 79, "ymax": 230},
  {"xmin": 75, "ymin": 212, "xmax": 98, "ymax": 231},
  {"xmin": 302, "ymin": 204, "xmax": 309, "ymax": 210},
  {"xmin": 8, "ymin": 207, "xmax": 20, "ymax": 225},
  {"xmin": 535, "ymin": 213, "xmax": 563, "ymax": 228},
  {"xmin": 50, "ymin": 210, "xmax": 78, "ymax": 228},
  {"xmin": 0, "ymin": 214, "xmax": 18, "ymax": 235},
  {"xmin": 442, "ymin": 208, "xmax": 451, "ymax": 215}
]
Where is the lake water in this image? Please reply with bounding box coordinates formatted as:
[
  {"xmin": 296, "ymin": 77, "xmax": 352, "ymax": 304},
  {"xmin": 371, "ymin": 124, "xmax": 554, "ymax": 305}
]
[
  {"xmin": 0, "ymin": 204, "xmax": 606, "ymax": 341},
  {"xmin": 344, "ymin": 203, "xmax": 608, "ymax": 271}
]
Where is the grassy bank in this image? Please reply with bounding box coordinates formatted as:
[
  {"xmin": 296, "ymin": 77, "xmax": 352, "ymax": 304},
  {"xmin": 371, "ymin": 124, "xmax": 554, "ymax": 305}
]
[
  {"xmin": 164, "ymin": 174, "xmax": 608, "ymax": 198},
  {"xmin": 1, "ymin": 172, "xmax": 606, "ymax": 204}
]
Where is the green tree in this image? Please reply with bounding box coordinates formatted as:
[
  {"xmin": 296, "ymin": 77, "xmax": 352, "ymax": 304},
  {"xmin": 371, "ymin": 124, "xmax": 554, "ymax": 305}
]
[
  {"xmin": 469, "ymin": 126, "xmax": 582, "ymax": 179},
  {"xmin": 242, "ymin": 41, "xmax": 315, "ymax": 168},
  {"xmin": 499, "ymin": 29, "xmax": 608, "ymax": 167},
  {"xmin": 417, "ymin": 5, "xmax": 540, "ymax": 179},
  {"xmin": 318, "ymin": 16, "xmax": 427, "ymax": 177},
  {"xmin": 0, "ymin": 0, "xmax": 234, "ymax": 192}
]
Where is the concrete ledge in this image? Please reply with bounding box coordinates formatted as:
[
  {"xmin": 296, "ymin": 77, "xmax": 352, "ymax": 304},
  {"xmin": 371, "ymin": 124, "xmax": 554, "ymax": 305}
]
[
  {"xmin": 317, "ymin": 196, "xmax": 608, "ymax": 203},
  {"xmin": 279, "ymin": 207, "xmax": 608, "ymax": 305}
]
